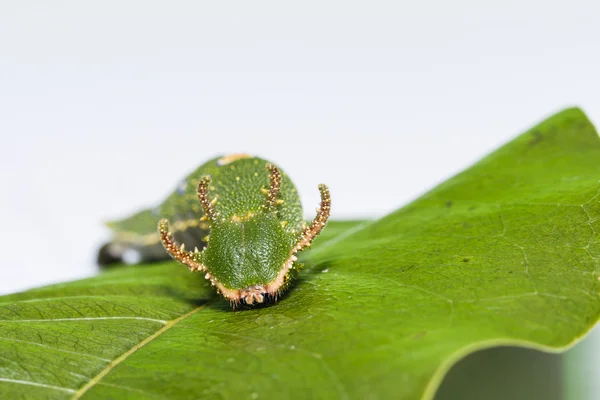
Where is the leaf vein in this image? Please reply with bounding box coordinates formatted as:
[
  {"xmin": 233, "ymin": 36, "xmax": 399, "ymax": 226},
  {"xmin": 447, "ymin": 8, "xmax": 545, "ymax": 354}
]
[
  {"xmin": 0, "ymin": 317, "xmax": 167, "ymax": 324},
  {"xmin": 0, "ymin": 337, "xmax": 111, "ymax": 362},
  {"xmin": 0, "ymin": 377, "xmax": 76, "ymax": 393}
]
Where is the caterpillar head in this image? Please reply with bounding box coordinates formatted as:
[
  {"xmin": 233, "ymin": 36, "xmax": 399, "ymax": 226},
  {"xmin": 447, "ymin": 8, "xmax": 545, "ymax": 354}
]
[{"xmin": 158, "ymin": 163, "xmax": 330, "ymax": 307}]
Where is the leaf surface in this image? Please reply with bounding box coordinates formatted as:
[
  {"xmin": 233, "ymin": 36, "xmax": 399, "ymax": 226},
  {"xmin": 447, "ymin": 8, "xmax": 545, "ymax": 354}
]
[{"xmin": 1, "ymin": 108, "xmax": 599, "ymax": 400}]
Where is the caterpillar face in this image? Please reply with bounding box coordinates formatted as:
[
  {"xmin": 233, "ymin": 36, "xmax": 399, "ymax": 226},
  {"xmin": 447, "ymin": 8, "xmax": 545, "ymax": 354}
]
[
  {"xmin": 201, "ymin": 213, "xmax": 294, "ymax": 304},
  {"xmin": 102, "ymin": 154, "xmax": 331, "ymax": 307}
]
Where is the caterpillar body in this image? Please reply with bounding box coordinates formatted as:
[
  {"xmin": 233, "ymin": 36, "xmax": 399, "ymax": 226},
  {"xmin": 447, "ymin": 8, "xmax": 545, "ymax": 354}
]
[{"xmin": 99, "ymin": 154, "xmax": 331, "ymax": 306}]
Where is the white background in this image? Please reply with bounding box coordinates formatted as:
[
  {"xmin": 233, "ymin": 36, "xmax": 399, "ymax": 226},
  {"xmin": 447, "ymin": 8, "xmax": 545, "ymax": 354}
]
[
  {"xmin": 2, "ymin": 0, "xmax": 600, "ymax": 294},
  {"xmin": 0, "ymin": 1, "xmax": 599, "ymax": 394}
]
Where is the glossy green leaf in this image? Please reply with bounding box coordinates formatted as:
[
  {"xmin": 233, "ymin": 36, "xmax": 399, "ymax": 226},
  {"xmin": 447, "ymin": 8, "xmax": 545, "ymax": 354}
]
[{"xmin": 1, "ymin": 108, "xmax": 600, "ymax": 400}]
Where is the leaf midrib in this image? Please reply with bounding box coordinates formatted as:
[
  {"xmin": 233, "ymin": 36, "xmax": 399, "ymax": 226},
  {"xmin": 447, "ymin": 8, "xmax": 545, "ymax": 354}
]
[{"xmin": 71, "ymin": 303, "xmax": 210, "ymax": 399}]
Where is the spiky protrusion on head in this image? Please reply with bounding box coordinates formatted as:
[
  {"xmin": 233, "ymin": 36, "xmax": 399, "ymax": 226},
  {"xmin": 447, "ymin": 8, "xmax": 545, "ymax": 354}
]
[
  {"xmin": 158, "ymin": 219, "xmax": 206, "ymax": 272},
  {"xmin": 294, "ymin": 184, "xmax": 331, "ymax": 252},
  {"xmin": 229, "ymin": 184, "xmax": 331, "ymax": 306},
  {"xmin": 197, "ymin": 176, "xmax": 219, "ymax": 222},
  {"xmin": 232, "ymin": 183, "xmax": 331, "ymax": 306},
  {"xmin": 264, "ymin": 163, "xmax": 282, "ymax": 209}
]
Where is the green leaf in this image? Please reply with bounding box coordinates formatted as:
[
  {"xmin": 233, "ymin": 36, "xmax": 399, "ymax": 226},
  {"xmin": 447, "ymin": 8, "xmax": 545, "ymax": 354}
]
[{"xmin": 1, "ymin": 107, "xmax": 599, "ymax": 400}]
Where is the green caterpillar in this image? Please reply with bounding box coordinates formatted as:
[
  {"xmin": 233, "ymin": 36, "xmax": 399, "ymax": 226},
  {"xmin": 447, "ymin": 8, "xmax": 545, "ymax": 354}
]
[{"xmin": 100, "ymin": 154, "xmax": 331, "ymax": 306}]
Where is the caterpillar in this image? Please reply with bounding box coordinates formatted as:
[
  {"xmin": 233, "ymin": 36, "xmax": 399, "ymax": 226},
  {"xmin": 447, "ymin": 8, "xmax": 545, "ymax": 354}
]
[{"xmin": 99, "ymin": 154, "xmax": 331, "ymax": 306}]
